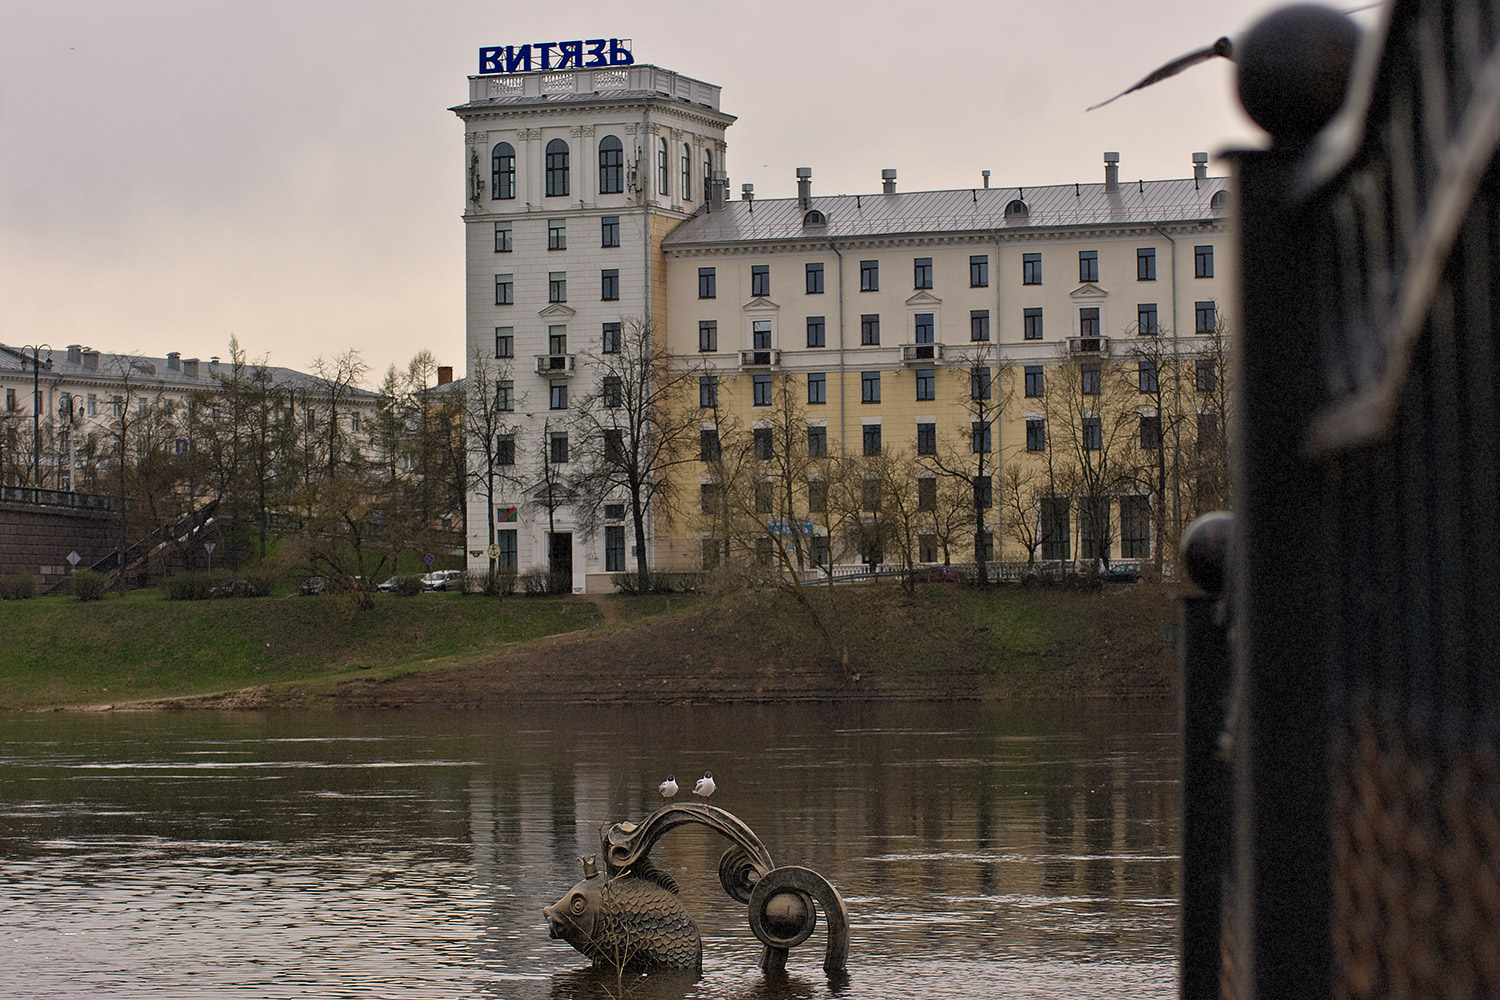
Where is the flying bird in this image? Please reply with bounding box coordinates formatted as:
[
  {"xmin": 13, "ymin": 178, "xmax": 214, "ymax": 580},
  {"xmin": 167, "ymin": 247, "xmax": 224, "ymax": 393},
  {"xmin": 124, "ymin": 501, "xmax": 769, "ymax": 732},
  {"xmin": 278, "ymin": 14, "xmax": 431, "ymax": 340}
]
[
  {"xmin": 692, "ymin": 773, "xmax": 716, "ymax": 799},
  {"xmin": 658, "ymin": 775, "xmax": 678, "ymax": 802}
]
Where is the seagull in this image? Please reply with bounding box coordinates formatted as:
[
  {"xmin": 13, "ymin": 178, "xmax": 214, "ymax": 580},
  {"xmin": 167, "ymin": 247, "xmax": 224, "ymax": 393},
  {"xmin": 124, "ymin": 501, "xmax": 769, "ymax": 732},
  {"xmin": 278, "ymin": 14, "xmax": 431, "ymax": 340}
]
[
  {"xmin": 658, "ymin": 775, "xmax": 678, "ymax": 802},
  {"xmin": 692, "ymin": 773, "xmax": 716, "ymax": 799}
]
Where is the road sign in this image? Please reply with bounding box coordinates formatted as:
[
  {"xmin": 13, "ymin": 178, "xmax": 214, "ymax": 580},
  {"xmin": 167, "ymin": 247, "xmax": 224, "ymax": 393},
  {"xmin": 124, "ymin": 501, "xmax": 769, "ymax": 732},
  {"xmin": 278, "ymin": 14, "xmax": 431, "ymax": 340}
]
[
  {"xmin": 767, "ymin": 519, "xmax": 813, "ymax": 537},
  {"xmin": 174, "ymin": 438, "xmax": 189, "ymax": 455},
  {"xmin": 487, "ymin": 543, "xmax": 500, "ymax": 558},
  {"xmin": 67, "ymin": 551, "xmax": 81, "ymax": 567},
  {"xmin": 204, "ymin": 542, "xmax": 217, "ymax": 554},
  {"xmin": 424, "ymin": 552, "xmax": 435, "ymax": 565}
]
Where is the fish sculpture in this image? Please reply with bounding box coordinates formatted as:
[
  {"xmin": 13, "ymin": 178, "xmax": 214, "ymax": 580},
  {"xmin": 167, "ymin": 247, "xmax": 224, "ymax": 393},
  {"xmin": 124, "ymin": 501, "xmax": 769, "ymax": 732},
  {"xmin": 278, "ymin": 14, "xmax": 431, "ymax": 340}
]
[{"xmin": 543, "ymin": 856, "xmax": 702, "ymax": 970}]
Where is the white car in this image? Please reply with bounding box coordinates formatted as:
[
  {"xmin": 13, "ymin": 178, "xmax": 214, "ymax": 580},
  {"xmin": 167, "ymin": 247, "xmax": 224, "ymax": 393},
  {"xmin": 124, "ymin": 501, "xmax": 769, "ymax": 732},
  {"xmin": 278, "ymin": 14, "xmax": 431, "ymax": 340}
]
[{"xmin": 421, "ymin": 569, "xmax": 464, "ymax": 592}]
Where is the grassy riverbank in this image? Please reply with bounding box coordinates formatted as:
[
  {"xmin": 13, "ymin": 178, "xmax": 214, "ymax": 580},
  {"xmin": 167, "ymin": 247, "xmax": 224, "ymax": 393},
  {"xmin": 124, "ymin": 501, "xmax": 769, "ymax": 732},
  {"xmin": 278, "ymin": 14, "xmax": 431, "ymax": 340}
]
[{"xmin": 0, "ymin": 581, "xmax": 1182, "ymax": 711}]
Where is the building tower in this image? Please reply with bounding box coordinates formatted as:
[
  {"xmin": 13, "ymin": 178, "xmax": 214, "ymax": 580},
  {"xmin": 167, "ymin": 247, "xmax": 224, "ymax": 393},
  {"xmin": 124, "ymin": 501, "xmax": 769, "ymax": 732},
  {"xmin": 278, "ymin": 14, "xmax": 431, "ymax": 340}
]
[{"xmin": 452, "ymin": 46, "xmax": 734, "ymax": 592}]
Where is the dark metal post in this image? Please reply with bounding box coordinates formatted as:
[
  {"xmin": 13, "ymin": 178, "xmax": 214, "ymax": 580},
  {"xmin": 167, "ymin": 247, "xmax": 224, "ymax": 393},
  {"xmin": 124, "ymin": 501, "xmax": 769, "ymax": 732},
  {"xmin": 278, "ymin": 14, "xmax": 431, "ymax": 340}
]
[{"xmin": 24, "ymin": 344, "xmax": 50, "ymax": 488}]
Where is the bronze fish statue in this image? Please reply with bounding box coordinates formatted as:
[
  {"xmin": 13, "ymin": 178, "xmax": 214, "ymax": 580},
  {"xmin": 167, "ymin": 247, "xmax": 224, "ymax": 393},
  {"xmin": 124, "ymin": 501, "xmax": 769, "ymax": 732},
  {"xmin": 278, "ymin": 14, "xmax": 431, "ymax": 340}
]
[{"xmin": 543, "ymin": 857, "xmax": 702, "ymax": 970}]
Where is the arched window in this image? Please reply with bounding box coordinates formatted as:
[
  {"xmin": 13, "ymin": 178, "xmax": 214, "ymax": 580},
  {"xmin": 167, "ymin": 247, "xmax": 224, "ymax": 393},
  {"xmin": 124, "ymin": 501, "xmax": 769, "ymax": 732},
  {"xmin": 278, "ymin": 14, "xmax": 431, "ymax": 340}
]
[
  {"xmin": 657, "ymin": 138, "xmax": 669, "ymax": 197},
  {"xmin": 491, "ymin": 142, "xmax": 515, "ymax": 200},
  {"xmin": 1004, "ymin": 199, "xmax": 1029, "ymax": 219},
  {"xmin": 681, "ymin": 143, "xmax": 692, "ymax": 201},
  {"xmin": 803, "ymin": 209, "xmax": 827, "ymax": 227},
  {"xmin": 545, "ymin": 138, "xmax": 570, "ymax": 197},
  {"xmin": 1210, "ymin": 189, "xmax": 1229, "ymax": 211},
  {"xmin": 703, "ymin": 149, "xmax": 714, "ymax": 199},
  {"xmin": 598, "ymin": 135, "xmax": 623, "ymax": 194}
]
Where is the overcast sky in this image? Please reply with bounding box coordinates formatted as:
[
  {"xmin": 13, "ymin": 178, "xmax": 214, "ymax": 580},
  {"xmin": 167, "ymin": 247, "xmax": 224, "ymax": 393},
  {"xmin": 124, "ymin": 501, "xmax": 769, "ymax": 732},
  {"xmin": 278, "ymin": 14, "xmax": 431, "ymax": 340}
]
[{"xmin": 1, "ymin": 1, "xmax": 1380, "ymax": 383}]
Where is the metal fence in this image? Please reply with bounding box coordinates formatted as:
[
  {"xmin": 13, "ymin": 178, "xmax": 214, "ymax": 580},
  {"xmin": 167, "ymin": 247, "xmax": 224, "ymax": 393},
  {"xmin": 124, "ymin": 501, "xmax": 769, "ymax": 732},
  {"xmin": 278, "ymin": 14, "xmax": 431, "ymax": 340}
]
[{"xmin": 0, "ymin": 485, "xmax": 122, "ymax": 512}]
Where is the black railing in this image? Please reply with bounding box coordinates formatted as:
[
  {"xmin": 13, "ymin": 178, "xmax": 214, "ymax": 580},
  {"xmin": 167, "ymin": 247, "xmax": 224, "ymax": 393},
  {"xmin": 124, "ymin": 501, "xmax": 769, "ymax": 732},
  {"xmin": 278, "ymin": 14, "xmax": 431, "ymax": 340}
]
[{"xmin": 0, "ymin": 485, "xmax": 122, "ymax": 512}]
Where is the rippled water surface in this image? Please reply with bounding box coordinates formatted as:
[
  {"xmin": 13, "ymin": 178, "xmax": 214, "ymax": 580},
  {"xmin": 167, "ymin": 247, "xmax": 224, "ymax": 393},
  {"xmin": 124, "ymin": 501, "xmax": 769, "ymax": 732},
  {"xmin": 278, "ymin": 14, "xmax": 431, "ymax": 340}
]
[{"xmin": 0, "ymin": 703, "xmax": 1180, "ymax": 998}]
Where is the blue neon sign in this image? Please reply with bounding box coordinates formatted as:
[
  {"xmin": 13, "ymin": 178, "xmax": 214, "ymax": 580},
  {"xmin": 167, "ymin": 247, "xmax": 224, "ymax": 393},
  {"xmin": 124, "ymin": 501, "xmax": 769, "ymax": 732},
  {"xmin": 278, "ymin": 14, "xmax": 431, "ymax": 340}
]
[{"xmin": 479, "ymin": 39, "xmax": 634, "ymax": 75}]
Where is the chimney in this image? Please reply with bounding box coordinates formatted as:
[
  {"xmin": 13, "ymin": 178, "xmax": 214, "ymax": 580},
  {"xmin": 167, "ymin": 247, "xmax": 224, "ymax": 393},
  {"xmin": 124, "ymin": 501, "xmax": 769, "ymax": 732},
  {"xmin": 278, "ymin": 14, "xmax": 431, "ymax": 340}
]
[
  {"xmin": 796, "ymin": 167, "xmax": 812, "ymax": 209},
  {"xmin": 982, "ymin": 169, "xmax": 991, "ymax": 189},
  {"xmin": 82, "ymin": 349, "xmax": 99, "ymax": 370},
  {"xmin": 167, "ymin": 352, "xmax": 180, "ymax": 372},
  {"xmin": 1193, "ymin": 151, "xmax": 1209, "ymax": 182},
  {"xmin": 437, "ymin": 365, "xmax": 453, "ymax": 386},
  {"xmin": 881, "ymin": 168, "xmax": 897, "ymax": 194},
  {"xmin": 183, "ymin": 358, "xmax": 200, "ymax": 378},
  {"xmin": 709, "ymin": 170, "xmax": 728, "ymax": 212},
  {"xmin": 210, "ymin": 356, "xmax": 220, "ymax": 371},
  {"xmin": 741, "ymin": 182, "xmax": 754, "ymax": 203},
  {"xmin": 66, "ymin": 344, "xmax": 82, "ymax": 364},
  {"xmin": 1104, "ymin": 152, "xmax": 1120, "ymax": 192}
]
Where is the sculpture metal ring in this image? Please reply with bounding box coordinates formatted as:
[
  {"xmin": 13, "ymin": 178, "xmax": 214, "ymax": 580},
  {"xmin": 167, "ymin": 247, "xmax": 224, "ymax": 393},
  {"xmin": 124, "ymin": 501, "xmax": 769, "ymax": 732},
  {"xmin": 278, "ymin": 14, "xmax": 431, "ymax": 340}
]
[{"xmin": 718, "ymin": 845, "xmax": 763, "ymax": 904}]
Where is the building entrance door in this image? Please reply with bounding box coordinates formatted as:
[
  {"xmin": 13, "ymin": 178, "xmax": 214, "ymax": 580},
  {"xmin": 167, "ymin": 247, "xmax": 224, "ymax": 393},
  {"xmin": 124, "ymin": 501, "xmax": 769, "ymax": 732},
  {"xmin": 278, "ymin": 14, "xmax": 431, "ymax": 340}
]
[{"xmin": 548, "ymin": 532, "xmax": 572, "ymax": 592}]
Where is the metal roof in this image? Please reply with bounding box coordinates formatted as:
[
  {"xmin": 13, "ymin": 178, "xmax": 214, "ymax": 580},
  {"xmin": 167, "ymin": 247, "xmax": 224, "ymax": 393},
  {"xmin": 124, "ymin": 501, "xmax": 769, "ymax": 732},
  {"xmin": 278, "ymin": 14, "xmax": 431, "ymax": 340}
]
[{"xmin": 662, "ymin": 177, "xmax": 1230, "ymax": 247}]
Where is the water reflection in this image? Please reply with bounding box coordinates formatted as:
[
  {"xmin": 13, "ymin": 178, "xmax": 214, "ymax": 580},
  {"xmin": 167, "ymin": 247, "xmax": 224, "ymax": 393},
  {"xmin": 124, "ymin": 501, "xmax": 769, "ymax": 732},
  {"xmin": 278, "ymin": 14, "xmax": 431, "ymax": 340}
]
[{"xmin": 0, "ymin": 703, "xmax": 1179, "ymax": 998}]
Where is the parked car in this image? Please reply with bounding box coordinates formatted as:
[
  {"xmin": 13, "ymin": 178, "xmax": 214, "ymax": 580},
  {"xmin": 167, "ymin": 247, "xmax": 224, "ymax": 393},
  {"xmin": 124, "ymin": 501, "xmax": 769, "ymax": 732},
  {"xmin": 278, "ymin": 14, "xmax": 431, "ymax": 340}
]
[
  {"xmin": 422, "ymin": 569, "xmax": 464, "ymax": 592},
  {"xmin": 299, "ymin": 576, "xmax": 326, "ymax": 596},
  {"xmin": 377, "ymin": 575, "xmax": 409, "ymax": 593}
]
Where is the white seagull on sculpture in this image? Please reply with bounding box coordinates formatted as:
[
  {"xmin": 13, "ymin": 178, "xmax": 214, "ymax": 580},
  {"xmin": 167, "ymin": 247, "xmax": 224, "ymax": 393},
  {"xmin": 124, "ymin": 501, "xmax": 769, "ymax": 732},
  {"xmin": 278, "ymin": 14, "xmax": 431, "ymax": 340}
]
[
  {"xmin": 658, "ymin": 775, "xmax": 678, "ymax": 802},
  {"xmin": 693, "ymin": 773, "xmax": 716, "ymax": 799}
]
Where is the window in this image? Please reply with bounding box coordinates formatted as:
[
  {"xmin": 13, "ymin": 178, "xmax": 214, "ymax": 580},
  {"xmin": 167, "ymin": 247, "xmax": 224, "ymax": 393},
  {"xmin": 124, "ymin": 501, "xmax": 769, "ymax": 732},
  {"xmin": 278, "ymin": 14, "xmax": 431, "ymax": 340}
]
[
  {"xmin": 497, "ymin": 529, "xmax": 518, "ymax": 571},
  {"xmin": 605, "ymin": 503, "xmax": 625, "ymax": 522},
  {"xmin": 753, "ymin": 374, "xmax": 772, "ymax": 406},
  {"xmin": 808, "ymin": 372, "xmax": 826, "ymax": 405},
  {"xmin": 4, "ymin": 388, "xmax": 14, "ymax": 411},
  {"xmin": 914, "ymin": 313, "xmax": 934, "ymax": 344},
  {"xmin": 1080, "ymin": 307, "xmax": 1100, "ymax": 338},
  {"xmin": 699, "ymin": 267, "xmax": 716, "ymax": 298},
  {"xmin": 1023, "ymin": 307, "xmax": 1043, "ymax": 340},
  {"xmin": 861, "ymin": 371, "xmax": 881, "ymax": 403},
  {"xmin": 971, "ymin": 366, "xmax": 992, "ymax": 400},
  {"xmin": 970, "ymin": 254, "xmax": 989, "ymax": 287},
  {"xmin": 1195, "ymin": 300, "xmax": 1217, "ymax": 333},
  {"xmin": 1041, "ymin": 497, "xmax": 1070, "ymax": 560},
  {"xmin": 971, "ymin": 310, "xmax": 991, "ymax": 342},
  {"xmin": 807, "ymin": 479, "xmax": 830, "ymax": 517},
  {"xmin": 545, "ymin": 138, "xmax": 569, "ymax": 197},
  {"xmin": 601, "ymin": 269, "xmax": 619, "ymax": 301},
  {"xmin": 860, "ymin": 314, "xmax": 880, "ymax": 345},
  {"xmin": 916, "ymin": 421, "xmax": 936, "ymax": 455},
  {"xmin": 1137, "ymin": 247, "xmax": 1156, "ymax": 281},
  {"xmin": 549, "ymin": 327, "xmax": 568, "ymax": 355},
  {"xmin": 862, "ymin": 479, "xmax": 882, "ymax": 513},
  {"xmin": 549, "ymin": 380, "xmax": 568, "ymax": 410},
  {"xmin": 1138, "ymin": 303, "xmax": 1158, "ymax": 335},
  {"xmin": 494, "ymin": 273, "xmax": 513, "ymax": 305},
  {"xmin": 494, "ymin": 328, "xmax": 513, "ymax": 358},
  {"xmin": 598, "ymin": 135, "xmax": 624, "ymax": 194},
  {"xmin": 602, "ymin": 322, "xmax": 621, "ymax": 354},
  {"xmin": 754, "ymin": 426, "xmax": 773, "ymax": 460},
  {"xmin": 1139, "ymin": 360, "xmax": 1158, "ymax": 393},
  {"xmin": 808, "ymin": 426, "xmax": 827, "ymax": 458},
  {"xmin": 1079, "ymin": 250, "xmax": 1098, "ymax": 282},
  {"xmin": 1121, "ymin": 495, "xmax": 1151, "ymax": 558},
  {"xmin": 681, "ymin": 142, "xmax": 692, "ymax": 201},
  {"xmin": 972, "ymin": 420, "xmax": 991, "ymax": 454},
  {"xmin": 604, "ymin": 428, "xmax": 625, "ymax": 462},
  {"xmin": 860, "ymin": 260, "xmax": 879, "ymax": 291},
  {"xmin": 977, "ymin": 531, "xmax": 994, "ymax": 562},
  {"xmin": 1083, "ymin": 415, "xmax": 1102, "ymax": 450},
  {"xmin": 806, "ymin": 316, "xmax": 825, "ymax": 348},
  {"xmin": 549, "ymin": 431, "xmax": 569, "ymax": 463},
  {"xmin": 603, "ymin": 376, "xmax": 623, "ymax": 408},
  {"xmin": 972, "ymin": 475, "xmax": 993, "ymax": 509},
  {"xmin": 605, "ymin": 525, "xmax": 625, "ymax": 572},
  {"xmin": 494, "ymin": 221, "xmax": 512, "ymax": 252},
  {"xmin": 699, "ymin": 375, "xmax": 717, "ymax": 408},
  {"xmin": 1195, "ymin": 244, "xmax": 1215, "ymax": 278},
  {"xmin": 918, "ymin": 477, "xmax": 937, "ymax": 511},
  {"xmin": 916, "ymin": 368, "xmax": 935, "ymax": 401},
  {"xmin": 86, "ymin": 393, "xmax": 97, "ymax": 416},
  {"xmin": 1140, "ymin": 413, "xmax": 1162, "ymax": 449},
  {"xmin": 1196, "ymin": 358, "xmax": 1218, "ymax": 392},
  {"xmin": 920, "ymin": 534, "xmax": 939, "ymax": 563},
  {"xmin": 751, "ymin": 264, "xmax": 770, "ymax": 297},
  {"xmin": 601, "ymin": 215, "xmax": 620, "ymax": 247},
  {"xmin": 1026, "ymin": 418, "xmax": 1046, "ymax": 452},
  {"xmin": 698, "ymin": 321, "xmax": 717, "ymax": 352},
  {"xmin": 700, "ymin": 428, "xmax": 720, "ymax": 461},
  {"xmin": 700, "ymin": 482, "xmax": 721, "ymax": 514},
  {"xmin": 1080, "ymin": 499, "xmax": 1109, "ymax": 561},
  {"xmin": 497, "ymin": 380, "xmax": 514, "ymax": 411},
  {"xmin": 548, "ymin": 218, "xmax": 567, "ymax": 250},
  {"xmin": 548, "ymin": 271, "xmax": 567, "ymax": 302},
  {"xmin": 1081, "ymin": 363, "xmax": 1101, "ymax": 395},
  {"xmin": 913, "ymin": 257, "xmax": 933, "ymax": 289},
  {"xmin": 492, "ymin": 141, "xmax": 515, "ymax": 200},
  {"xmin": 863, "ymin": 424, "xmax": 882, "ymax": 456},
  {"xmin": 806, "ymin": 263, "xmax": 824, "ymax": 294},
  {"xmin": 1197, "ymin": 410, "xmax": 1221, "ymax": 450},
  {"xmin": 752, "ymin": 320, "xmax": 772, "ymax": 349},
  {"xmin": 658, "ymin": 138, "xmax": 670, "ymax": 196},
  {"xmin": 755, "ymin": 480, "xmax": 773, "ymax": 514},
  {"xmin": 495, "ymin": 433, "xmax": 515, "ymax": 466},
  {"xmin": 1023, "ymin": 252, "xmax": 1042, "ymax": 285},
  {"xmin": 704, "ymin": 149, "xmax": 713, "ymax": 200},
  {"xmin": 1024, "ymin": 365, "xmax": 1044, "ymax": 397}
]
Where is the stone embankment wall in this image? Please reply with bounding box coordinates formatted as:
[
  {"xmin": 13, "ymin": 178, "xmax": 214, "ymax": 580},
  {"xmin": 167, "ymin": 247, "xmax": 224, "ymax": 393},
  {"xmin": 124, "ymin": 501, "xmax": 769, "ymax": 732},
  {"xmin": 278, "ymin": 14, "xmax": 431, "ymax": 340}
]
[{"xmin": 0, "ymin": 502, "xmax": 116, "ymax": 590}]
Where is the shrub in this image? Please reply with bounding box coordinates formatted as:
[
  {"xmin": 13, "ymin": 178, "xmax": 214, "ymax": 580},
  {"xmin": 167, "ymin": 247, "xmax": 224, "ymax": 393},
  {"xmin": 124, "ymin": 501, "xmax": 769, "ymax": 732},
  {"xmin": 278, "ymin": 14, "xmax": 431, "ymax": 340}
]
[
  {"xmin": 391, "ymin": 575, "xmax": 424, "ymax": 597},
  {"xmin": 611, "ymin": 571, "xmax": 703, "ymax": 595},
  {"xmin": 519, "ymin": 567, "xmax": 551, "ymax": 597},
  {"xmin": 0, "ymin": 574, "xmax": 37, "ymax": 600},
  {"xmin": 469, "ymin": 569, "xmax": 516, "ymax": 597},
  {"xmin": 69, "ymin": 570, "xmax": 107, "ymax": 602}
]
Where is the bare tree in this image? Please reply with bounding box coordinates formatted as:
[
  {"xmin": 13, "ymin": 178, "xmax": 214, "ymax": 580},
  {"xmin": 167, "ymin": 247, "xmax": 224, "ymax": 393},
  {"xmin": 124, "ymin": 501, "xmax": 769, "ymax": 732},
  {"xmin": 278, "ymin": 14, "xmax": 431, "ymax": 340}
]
[
  {"xmin": 465, "ymin": 347, "xmax": 523, "ymax": 584},
  {"xmin": 921, "ymin": 349, "xmax": 1009, "ymax": 584}
]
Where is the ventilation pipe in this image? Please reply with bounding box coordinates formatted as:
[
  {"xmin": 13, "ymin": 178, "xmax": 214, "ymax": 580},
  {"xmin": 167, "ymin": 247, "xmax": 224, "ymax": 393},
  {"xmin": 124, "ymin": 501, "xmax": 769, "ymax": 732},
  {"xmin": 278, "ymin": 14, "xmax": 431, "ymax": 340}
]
[
  {"xmin": 1192, "ymin": 151, "xmax": 1209, "ymax": 187},
  {"xmin": 881, "ymin": 168, "xmax": 897, "ymax": 194},
  {"xmin": 796, "ymin": 167, "xmax": 812, "ymax": 209},
  {"xmin": 1104, "ymin": 152, "xmax": 1120, "ymax": 192},
  {"xmin": 741, "ymin": 182, "xmax": 754, "ymax": 203},
  {"xmin": 982, "ymin": 169, "xmax": 991, "ymax": 189},
  {"xmin": 709, "ymin": 170, "xmax": 728, "ymax": 212}
]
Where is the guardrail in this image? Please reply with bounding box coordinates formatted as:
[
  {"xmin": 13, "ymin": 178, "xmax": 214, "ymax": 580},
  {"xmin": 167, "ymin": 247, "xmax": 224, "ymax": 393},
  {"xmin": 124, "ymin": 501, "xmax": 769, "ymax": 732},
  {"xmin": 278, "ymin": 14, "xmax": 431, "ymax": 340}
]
[{"xmin": 0, "ymin": 486, "xmax": 122, "ymax": 512}]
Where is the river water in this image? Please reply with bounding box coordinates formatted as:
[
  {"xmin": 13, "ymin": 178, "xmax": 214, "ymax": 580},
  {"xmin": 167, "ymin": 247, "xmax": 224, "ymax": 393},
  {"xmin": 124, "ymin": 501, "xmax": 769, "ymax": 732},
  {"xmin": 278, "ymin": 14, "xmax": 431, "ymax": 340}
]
[{"xmin": 0, "ymin": 702, "xmax": 1180, "ymax": 999}]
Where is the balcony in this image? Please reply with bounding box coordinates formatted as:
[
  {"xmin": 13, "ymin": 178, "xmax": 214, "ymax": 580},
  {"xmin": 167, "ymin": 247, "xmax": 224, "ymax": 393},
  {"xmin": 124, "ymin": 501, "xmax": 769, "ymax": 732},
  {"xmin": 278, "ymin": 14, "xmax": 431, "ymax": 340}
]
[
  {"xmin": 1066, "ymin": 336, "xmax": 1111, "ymax": 355},
  {"xmin": 900, "ymin": 343, "xmax": 944, "ymax": 364},
  {"xmin": 535, "ymin": 354, "xmax": 578, "ymax": 375},
  {"xmin": 738, "ymin": 348, "xmax": 781, "ymax": 368}
]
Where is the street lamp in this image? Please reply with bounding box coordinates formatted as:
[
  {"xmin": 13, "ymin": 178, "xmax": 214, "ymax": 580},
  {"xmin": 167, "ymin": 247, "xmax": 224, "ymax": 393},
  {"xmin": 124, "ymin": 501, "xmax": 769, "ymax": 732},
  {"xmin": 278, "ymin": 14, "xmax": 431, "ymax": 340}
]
[{"xmin": 21, "ymin": 344, "xmax": 51, "ymax": 490}]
